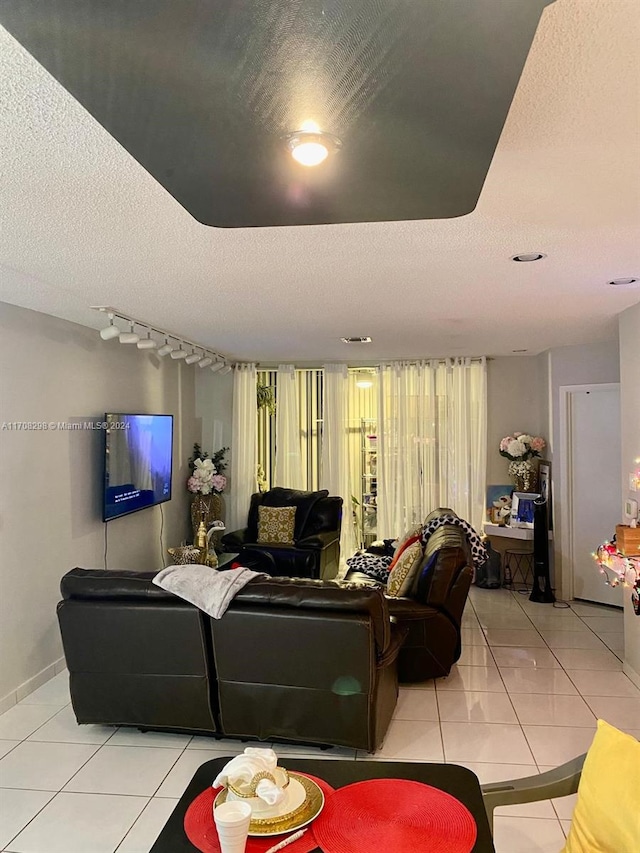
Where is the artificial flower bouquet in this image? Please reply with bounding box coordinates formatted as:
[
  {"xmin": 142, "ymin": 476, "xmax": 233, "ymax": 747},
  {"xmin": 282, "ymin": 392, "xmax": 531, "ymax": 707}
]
[
  {"xmin": 187, "ymin": 443, "xmax": 229, "ymax": 495},
  {"xmin": 499, "ymin": 432, "xmax": 546, "ymax": 461}
]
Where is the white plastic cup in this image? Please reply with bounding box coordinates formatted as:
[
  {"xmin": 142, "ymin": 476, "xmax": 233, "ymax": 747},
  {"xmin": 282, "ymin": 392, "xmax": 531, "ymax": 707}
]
[{"xmin": 213, "ymin": 800, "xmax": 252, "ymax": 853}]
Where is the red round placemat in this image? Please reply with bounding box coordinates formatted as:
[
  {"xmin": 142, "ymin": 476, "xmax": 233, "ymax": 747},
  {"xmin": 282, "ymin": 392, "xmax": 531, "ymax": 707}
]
[
  {"xmin": 313, "ymin": 779, "xmax": 477, "ymax": 853},
  {"xmin": 184, "ymin": 774, "xmax": 335, "ymax": 853}
]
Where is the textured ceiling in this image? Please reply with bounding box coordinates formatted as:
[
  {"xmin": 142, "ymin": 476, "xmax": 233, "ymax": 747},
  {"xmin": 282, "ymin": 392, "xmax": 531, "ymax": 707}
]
[{"xmin": 0, "ymin": 0, "xmax": 639, "ymax": 363}]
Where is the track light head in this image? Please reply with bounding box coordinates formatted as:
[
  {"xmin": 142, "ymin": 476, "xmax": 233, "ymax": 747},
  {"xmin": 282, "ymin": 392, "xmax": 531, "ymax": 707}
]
[
  {"xmin": 185, "ymin": 349, "xmax": 202, "ymax": 365},
  {"xmin": 119, "ymin": 322, "xmax": 140, "ymax": 344},
  {"xmin": 210, "ymin": 362, "xmax": 225, "ymax": 373},
  {"xmin": 137, "ymin": 330, "xmax": 157, "ymax": 350},
  {"xmin": 99, "ymin": 313, "xmax": 121, "ymax": 340},
  {"xmin": 157, "ymin": 339, "xmax": 174, "ymax": 357},
  {"xmin": 219, "ymin": 365, "xmax": 233, "ymax": 375},
  {"xmin": 198, "ymin": 357, "xmax": 213, "ymax": 368},
  {"xmin": 170, "ymin": 346, "xmax": 188, "ymax": 360}
]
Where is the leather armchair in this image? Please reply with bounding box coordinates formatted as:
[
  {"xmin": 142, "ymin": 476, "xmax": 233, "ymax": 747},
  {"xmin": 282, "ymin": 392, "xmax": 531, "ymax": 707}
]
[{"xmin": 222, "ymin": 487, "xmax": 342, "ymax": 580}]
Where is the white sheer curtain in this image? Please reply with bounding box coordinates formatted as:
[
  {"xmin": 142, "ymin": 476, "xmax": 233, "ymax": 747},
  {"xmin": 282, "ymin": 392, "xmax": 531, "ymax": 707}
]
[
  {"xmin": 377, "ymin": 358, "xmax": 486, "ymax": 537},
  {"xmin": 321, "ymin": 364, "xmax": 357, "ymax": 563},
  {"xmin": 229, "ymin": 363, "xmax": 257, "ymax": 531},
  {"xmin": 274, "ymin": 364, "xmax": 304, "ymax": 489}
]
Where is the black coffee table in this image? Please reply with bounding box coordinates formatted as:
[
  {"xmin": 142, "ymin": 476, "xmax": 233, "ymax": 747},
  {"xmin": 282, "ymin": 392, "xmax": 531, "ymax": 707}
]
[{"xmin": 150, "ymin": 756, "xmax": 495, "ymax": 852}]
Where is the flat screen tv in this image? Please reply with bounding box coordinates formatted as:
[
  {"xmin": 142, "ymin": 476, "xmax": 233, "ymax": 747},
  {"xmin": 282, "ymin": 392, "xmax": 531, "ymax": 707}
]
[{"xmin": 103, "ymin": 413, "xmax": 173, "ymax": 521}]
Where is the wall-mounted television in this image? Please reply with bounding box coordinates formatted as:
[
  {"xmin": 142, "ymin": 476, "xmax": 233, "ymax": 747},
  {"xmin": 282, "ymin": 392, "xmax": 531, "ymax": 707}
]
[{"xmin": 103, "ymin": 413, "xmax": 173, "ymax": 521}]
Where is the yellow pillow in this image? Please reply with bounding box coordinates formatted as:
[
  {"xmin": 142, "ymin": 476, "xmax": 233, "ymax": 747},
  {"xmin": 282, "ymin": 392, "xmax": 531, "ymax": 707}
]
[
  {"xmin": 561, "ymin": 719, "xmax": 640, "ymax": 853},
  {"xmin": 387, "ymin": 540, "xmax": 423, "ymax": 597},
  {"xmin": 257, "ymin": 505, "xmax": 296, "ymax": 544}
]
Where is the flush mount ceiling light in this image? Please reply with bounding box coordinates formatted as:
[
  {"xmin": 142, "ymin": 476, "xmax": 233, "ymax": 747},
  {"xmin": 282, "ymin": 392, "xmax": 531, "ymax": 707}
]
[
  {"xmin": 341, "ymin": 336, "xmax": 372, "ymax": 344},
  {"xmin": 1, "ymin": 1, "xmax": 555, "ymax": 226},
  {"xmin": 511, "ymin": 253, "xmax": 547, "ymax": 262},
  {"xmin": 285, "ymin": 125, "xmax": 342, "ymax": 168},
  {"xmin": 608, "ymin": 277, "xmax": 638, "ymax": 286}
]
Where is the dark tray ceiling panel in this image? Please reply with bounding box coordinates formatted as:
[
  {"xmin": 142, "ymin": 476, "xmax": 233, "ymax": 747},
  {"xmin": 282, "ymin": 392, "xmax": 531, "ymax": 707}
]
[{"xmin": 1, "ymin": 0, "xmax": 554, "ymax": 227}]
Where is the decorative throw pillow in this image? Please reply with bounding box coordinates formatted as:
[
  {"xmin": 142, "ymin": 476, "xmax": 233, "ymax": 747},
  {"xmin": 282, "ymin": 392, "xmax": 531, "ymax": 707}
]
[
  {"xmin": 257, "ymin": 505, "xmax": 296, "ymax": 544},
  {"xmin": 346, "ymin": 553, "xmax": 393, "ymax": 583},
  {"xmin": 561, "ymin": 719, "xmax": 640, "ymax": 853},
  {"xmin": 388, "ymin": 533, "xmax": 421, "ymax": 571},
  {"xmin": 387, "ymin": 540, "xmax": 423, "ymax": 597}
]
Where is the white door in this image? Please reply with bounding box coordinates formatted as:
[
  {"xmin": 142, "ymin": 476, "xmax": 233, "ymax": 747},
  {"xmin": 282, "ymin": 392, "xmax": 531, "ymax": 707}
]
[{"xmin": 570, "ymin": 385, "xmax": 622, "ymax": 606}]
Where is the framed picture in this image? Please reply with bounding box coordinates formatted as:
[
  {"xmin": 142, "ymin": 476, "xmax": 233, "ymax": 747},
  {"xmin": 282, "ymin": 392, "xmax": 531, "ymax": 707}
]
[
  {"xmin": 538, "ymin": 459, "xmax": 552, "ymax": 529},
  {"xmin": 486, "ymin": 485, "xmax": 513, "ymax": 524}
]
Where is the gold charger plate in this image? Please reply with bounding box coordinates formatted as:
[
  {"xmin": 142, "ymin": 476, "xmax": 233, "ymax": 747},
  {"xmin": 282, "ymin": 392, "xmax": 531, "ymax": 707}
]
[{"xmin": 214, "ymin": 773, "xmax": 324, "ymax": 837}]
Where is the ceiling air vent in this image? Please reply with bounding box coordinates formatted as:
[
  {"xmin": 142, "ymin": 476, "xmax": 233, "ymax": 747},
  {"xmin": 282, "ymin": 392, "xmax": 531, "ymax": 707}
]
[{"xmin": 341, "ymin": 336, "xmax": 372, "ymax": 344}]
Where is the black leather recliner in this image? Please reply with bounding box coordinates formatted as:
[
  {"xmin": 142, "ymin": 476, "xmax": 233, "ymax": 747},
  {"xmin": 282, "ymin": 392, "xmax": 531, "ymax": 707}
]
[{"xmin": 221, "ymin": 487, "xmax": 342, "ymax": 580}]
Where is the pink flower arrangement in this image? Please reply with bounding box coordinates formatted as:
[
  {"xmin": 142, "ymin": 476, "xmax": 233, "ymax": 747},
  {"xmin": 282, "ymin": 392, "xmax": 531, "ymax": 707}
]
[{"xmin": 499, "ymin": 432, "xmax": 546, "ymax": 462}]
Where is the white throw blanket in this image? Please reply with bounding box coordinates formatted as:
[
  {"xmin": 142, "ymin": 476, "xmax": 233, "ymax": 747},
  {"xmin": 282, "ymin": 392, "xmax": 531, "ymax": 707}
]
[{"xmin": 153, "ymin": 564, "xmax": 264, "ymax": 619}]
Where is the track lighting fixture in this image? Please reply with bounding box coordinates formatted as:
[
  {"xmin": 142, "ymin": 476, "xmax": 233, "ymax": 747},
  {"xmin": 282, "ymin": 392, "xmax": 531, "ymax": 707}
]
[
  {"xmin": 137, "ymin": 330, "xmax": 157, "ymax": 350},
  {"xmin": 99, "ymin": 313, "xmax": 121, "ymax": 340},
  {"xmin": 91, "ymin": 307, "xmax": 230, "ymax": 372},
  {"xmin": 156, "ymin": 338, "xmax": 173, "ymax": 357},
  {"xmin": 219, "ymin": 365, "xmax": 233, "ymax": 375}
]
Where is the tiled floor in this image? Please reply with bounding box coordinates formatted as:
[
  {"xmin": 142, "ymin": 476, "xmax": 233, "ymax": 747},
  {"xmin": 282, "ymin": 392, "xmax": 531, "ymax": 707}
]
[{"xmin": 0, "ymin": 588, "xmax": 637, "ymax": 852}]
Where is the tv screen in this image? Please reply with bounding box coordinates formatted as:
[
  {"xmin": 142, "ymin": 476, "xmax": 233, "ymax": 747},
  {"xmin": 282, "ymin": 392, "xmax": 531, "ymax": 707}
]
[{"xmin": 103, "ymin": 413, "xmax": 173, "ymax": 521}]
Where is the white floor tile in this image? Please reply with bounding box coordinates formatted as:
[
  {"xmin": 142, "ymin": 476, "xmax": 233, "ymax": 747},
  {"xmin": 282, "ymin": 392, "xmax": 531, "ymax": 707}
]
[
  {"xmin": 498, "ymin": 668, "xmax": 577, "ymax": 695},
  {"xmin": 115, "ymin": 797, "xmax": 178, "ymax": 853},
  {"xmin": 393, "ymin": 689, "xmax": 439, "ymax": 721},
  {"xmin": 522, "ymin": 725, "xmax": 596, "ymax": 767},
  {"xmin": 437, "ymin": 666, "xmax": 506, "ymax": 693},
  {"xmin": 493, "ymin": 815, "xmax": 566, "ymax": 853},
  {"xmin": 565, "ymin": 669, "xmax": 640, "ymax": 698},
  {"xmin": 457, "ymin": 645, "xmax": 497, "ymax": 667},
  {"xmin": 399, "ymin": 680, "xmax": 436, "ymax": 691},
  {"xmin": 526, "ymin": 615, "xmax": 588, "ymax": 631},
  {"xmin": 477, "ymin": 614, "xmax": 535, "ymax": 630},
  {"xmin": 551, "ymin": 647, "xmax": 622, "ymax": 671},
  {"xmin": 107, "ymin": 729, "xmax": 192, "ymax": 749},
  {"xmin": 154, "ymin": 750, "xmax": 220, "ymax": 798},
  {"xmin": 560, "ymin": 819, "xmax": 573, "ymax": 837},
  {"xmin": 441, "ymin": 722, "xmax": 534, "ymax": 764},
  {"xmin": 5, "ymin": 792, "xmax": 147, "ymax": 853},
  {"xmin": 539, "ymin": 630, "xmax": 608, "ymax": 650},
  {"xmin": 0, "ymin": 706, "xmax": 61, "ymax": 741},
  {"xmin": 0, "ymin": 789, "xmax": 55, "ymax": 850},
  {"xmin": 27, "ymin": 706, "xmax": 116, "ymax": 746},
  {"xmin": 511, "ymin": 694, "xmax": 596, "ymax": 728},
  {"xmin": 18, "ymin": 674, "xmax": 70, "ymax": 707},
  {"xmin": 63, "ymin": 746, "xmax": 183, "ymax": 797},
  {"xmin": 460, "ymin": 628, "xmax": 488, "ymax": 647},
  {"xmin": 583, "ymin": 695, "xmax": 640, "ymax": 732},
  {"xmin": 0, "ymin": 741, "xmax": 20, "ymax": 760},
  {"xmin": 484, "ymin": 629, "xmax": 546, "ymax": 648},
  {"xmin": 456, "ymin": 762, "xmax": 537, "ymax": 785},
  {"xmin": 491, "ymin": 647, "xmax": 560, "ymax": 669},
  {"xmin": 569, "ymin": 603, "xmax": 621, "ymax": 619},
  {"xmin": 437, "ymin": 691, "xmax": 517, "ymax": 724},
  {"xmin": 268, "ymin": 747, "xmax": 357, "ymax": 760},
  {"xmin": 579, "ymin": 616, "xmax": 624, "ymax": 633},
  {"xmin": 362, "ymin": 720, "xmax": 444, "ymax": 762},
  {"xmin": 186, "ymin": 737, "xmax": 251, "ymax": 752},
  {"xmin": 597, "ymin": 632, "xmax": 625, "ymax": 652},
  {"xmin": 0, "ymin": 741, "xmax": 99, "ymax": 791}
]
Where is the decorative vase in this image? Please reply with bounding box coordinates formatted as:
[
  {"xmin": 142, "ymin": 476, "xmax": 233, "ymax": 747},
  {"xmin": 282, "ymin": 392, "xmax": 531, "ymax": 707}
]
[
  {"xmin": 508, "ymin": 459, "xmax": 537, "ymax": 492},
  {"xmin": 190, "ymin": 492, "xmax": 223, "ymax": 543}
]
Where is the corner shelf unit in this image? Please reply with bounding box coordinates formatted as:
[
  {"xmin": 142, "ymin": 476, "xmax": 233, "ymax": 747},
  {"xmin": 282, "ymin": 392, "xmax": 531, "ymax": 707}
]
[{"xmin": 360, "ymin": 419, "xmax": 377, "ymax": 547}]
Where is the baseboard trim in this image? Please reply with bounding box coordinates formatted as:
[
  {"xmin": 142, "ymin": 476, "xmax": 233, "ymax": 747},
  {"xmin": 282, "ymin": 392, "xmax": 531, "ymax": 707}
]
[
  {"xmin": 623, "ymin": 661, "xmax": 640, "ymax": 690},
  {"xmin": 0, "ymin": 656, "xmax": 66, "ymax": 714}
]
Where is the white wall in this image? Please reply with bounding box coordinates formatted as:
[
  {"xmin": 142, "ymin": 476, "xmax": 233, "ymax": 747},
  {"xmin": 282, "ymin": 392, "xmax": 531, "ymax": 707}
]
[
  {"xmin": 195, "ymin": 369, "xmax": 234, "ymax": 523},
  {"xmin": 618, "ymin": 302, "xmax": 640, "ymax": 685},
  {"xmin": 0, "ymin": 302, "xmax": 198, "ymax": 706}
]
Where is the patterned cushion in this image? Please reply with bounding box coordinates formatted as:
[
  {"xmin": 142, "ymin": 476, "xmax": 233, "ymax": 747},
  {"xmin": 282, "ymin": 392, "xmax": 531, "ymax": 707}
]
[
  {"xmin": 346, "ymin": 553, "xmax": 393, "ymax": 583},
  {"xmin": 257, "ymin": 505, "xmax": 296, "ymax": 544},
  {"xmin": 387, "ymin": 540, "xmax": 423, "ymax": 597},
  {"xmin": 388, "ymin": 533, "xmax": 421, "ymax": 571}
]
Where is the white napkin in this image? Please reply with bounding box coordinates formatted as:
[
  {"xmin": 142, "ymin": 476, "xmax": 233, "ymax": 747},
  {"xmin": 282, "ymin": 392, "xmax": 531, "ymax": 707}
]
[{"xmin": 213, "ymin": 748, "xmax": 285, "ymax": 807}]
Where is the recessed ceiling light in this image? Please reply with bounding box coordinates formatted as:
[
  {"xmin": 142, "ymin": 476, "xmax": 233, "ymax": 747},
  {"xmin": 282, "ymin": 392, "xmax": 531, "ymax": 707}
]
[
  {"xmin": 285, "ymin": 127, "xmax": 342, "ymax": 167},
  {"xmin": 511, "ymin": 253, "xmax": 547, "ymax": 262},
  {"xmin": 341, "ymin": 336, "xmax": 372, "ymax": 344},
  {"xmin": 608, "ymin": 277, "xmax": 638, "ymax": 286}
]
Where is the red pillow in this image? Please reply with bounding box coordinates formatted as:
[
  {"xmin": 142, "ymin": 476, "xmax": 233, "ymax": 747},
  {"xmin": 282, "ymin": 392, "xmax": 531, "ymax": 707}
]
[{"xmin": 388, "ymin": 534, "xmax": 421, "ymax": 570}]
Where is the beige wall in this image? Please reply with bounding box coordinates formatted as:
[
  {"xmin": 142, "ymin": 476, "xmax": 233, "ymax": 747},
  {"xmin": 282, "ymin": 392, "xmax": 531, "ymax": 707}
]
[
  {"xmin": 619, "ymin": 302, "xmax": 640, "ymax": 684},
  {"xmin": 0, "ymin": 302, "xmax": 198, "ymax": 704},
  {"xmin": 486, "ymin": 357, "xmax": 546, "ymax": 485},
  {"xmin": 195, "ymin": 368, "xmax": 234, "ymax": 523}
]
